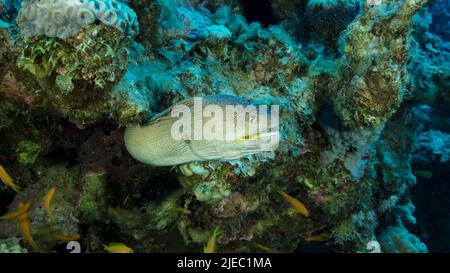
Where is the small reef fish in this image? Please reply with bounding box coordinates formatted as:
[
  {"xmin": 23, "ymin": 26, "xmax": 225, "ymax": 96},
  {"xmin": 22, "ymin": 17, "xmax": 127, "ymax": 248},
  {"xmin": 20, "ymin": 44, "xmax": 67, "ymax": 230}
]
[
  {"xmin": 0, "ymin": 164, "xmax": 22, "ymax": 193},
  {"xmin": 305, "ymin": 234, "xmax": 332, "ymax": 242},
  {"xmin": 103, "ymin": 243, "xmax": 134, "ymax": 253},
  {"xmin": 0, "ymin": 201, "xmax": 31, "ymax": 220},
  {"xmin": 43, "ymin": 186, "xmax": 57, "ymax": 216},
  {"xmin": 414, "ymin": 170, "xmax": 433, "ymax": 179},
  {"xmin": 53, "ymin": 234, "xmax": 81, "ymax": 242},
  {"xmin": 204, "ymin": 227, "xmax": 221, "ymax": 253},
  {"xmin": 124, "ymin": 94, "xmax": 279, "ymax": 166},
  {"xmin": 252, "ymin": 242, "xmax": 281, "ymax": 253},
  {"xmin": 17, "ymin": 202, "xmax": 37, "ymax": 248},
  {"xmin": 273, "ymin": 185, "xmax": 310, "ymax": 217},
  {"xmin": 174, "ymin": 207, "xmax": 192, "ymax": 215},
  {"xmin": 0, "ymin": 202, "xmax": 31, "ymax": 220}
]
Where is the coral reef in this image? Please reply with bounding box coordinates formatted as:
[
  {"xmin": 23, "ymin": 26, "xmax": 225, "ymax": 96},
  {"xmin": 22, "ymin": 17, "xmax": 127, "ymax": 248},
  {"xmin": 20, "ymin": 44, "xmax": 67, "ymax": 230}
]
[
  {"xmin": 408, "ymin": 6, "xmax": 450, "ymax": 107},
  {"xmin": 0, "ymin": 0, "xmax": 448, "ymax": 253}
]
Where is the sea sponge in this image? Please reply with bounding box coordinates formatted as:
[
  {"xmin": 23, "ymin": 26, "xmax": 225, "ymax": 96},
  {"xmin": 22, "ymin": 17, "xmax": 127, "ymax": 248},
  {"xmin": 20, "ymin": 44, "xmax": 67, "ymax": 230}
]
[{"xmin": 17, "ymin": 0, "xmax": 139, "ymax": 39}]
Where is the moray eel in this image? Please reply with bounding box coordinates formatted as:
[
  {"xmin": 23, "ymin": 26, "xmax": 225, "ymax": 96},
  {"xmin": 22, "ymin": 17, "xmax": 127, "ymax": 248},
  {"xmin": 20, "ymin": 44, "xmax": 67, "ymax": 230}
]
[{"xmin": 124, "ymin": 94, "xmax": 279, "ymax": 166}]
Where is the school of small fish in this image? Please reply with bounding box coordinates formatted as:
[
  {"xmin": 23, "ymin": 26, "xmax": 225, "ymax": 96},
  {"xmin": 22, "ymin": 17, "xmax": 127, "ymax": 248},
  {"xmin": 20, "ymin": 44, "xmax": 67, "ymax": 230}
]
[
  {"xmin": 1, "ymin": 162, "xmax": 331, "ymax": 253},
  {"xmin": 0, "ymin": 164, "xmax": 82, "ymax": 250}
]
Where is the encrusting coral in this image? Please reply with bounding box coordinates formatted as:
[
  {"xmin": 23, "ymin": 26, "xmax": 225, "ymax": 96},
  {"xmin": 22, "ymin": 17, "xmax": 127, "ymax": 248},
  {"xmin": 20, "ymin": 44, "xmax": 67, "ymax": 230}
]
[{"xmin": 15, "ymin": 23, "xmax": 133, "ymax": 125}]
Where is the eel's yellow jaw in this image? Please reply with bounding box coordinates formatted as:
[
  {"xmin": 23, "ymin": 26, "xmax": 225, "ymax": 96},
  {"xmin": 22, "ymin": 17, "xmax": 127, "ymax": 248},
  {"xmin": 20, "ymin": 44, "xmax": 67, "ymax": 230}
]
[{"xmin": 234, "ymin": 131, "xmax": 279, "ymax": 144}]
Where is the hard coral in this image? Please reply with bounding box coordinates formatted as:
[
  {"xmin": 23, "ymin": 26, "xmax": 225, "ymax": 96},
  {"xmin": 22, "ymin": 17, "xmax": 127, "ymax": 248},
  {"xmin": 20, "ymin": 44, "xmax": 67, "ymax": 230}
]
[{"xmin": 18, "ymin": 0, "xmax": 139, "ymax": 39}]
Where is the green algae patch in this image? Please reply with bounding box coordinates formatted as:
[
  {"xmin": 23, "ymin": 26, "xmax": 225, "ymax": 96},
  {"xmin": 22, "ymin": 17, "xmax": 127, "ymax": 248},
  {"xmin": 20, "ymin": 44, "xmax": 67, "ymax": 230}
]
[
  {"xmin": 77, "ymin": 173, "xmax": 108, "ymax": 224},
  {"xmin": 16, "ymin": 140, "xmax": 41, "ymax": 165}
]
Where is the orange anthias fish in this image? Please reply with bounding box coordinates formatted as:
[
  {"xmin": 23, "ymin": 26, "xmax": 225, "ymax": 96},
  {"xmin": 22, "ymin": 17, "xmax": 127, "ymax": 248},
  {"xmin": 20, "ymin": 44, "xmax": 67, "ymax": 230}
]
[
  {"xmin": 0, "ymin": 201, "xmax": 31, "ymax": 220},
  {"xmin": 305, "ymin": 234, "xmax": 332, "ymax": 242},
  {"xmin": 17, "ymin": 202, "xmax": 37, "ymax": 248},
  {"xmin": 0, "ymin": 164, "xmax": 22, "ymax": 193},
  {"xmin": 174, "ymin": 207, "xmax": 192, "ymax": 215},
  {"xmin": 53, "ymin": 234, "xmax": 81, "ymax": 242},
  {"xmin": 103, "ymin": 243, "xmax": 134, "ymax": 253},
  {"xmin": 252, "ymin": 242, "xmax": 282, "ymax": 253},
  {"xmin": 273, "ymin": 185, "xmax": 310, "ymax": 217},
  {"xmin": 43, "ymin": 186, "xmax": 57, "ymax": 216},
  {"xmin": 204, "ymin": 227, "xmax": 221, "ymax": 253}
]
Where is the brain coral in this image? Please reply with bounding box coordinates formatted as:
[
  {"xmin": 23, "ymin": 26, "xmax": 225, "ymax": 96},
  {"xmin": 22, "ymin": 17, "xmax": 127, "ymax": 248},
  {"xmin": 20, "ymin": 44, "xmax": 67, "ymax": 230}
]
[{"xmin": 17, "ymin": 0, "xmax": 139, "ymax": 39}]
